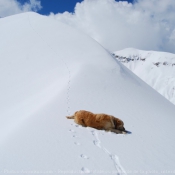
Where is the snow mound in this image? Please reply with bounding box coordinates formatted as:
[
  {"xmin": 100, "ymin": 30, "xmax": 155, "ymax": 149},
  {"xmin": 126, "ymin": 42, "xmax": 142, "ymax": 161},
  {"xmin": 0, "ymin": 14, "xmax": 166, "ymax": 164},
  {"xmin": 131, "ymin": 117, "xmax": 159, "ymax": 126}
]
[{"xmin": 0, "ymin": 13, "xmax": 175, "ymax": 174}]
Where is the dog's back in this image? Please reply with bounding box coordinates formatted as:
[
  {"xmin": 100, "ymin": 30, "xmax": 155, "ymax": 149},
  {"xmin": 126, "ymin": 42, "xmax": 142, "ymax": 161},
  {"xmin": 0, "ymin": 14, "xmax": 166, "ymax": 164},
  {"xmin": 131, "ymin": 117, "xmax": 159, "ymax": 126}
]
[{"xmin": 73, "ymin": 110, "xmax": 113, "ymax": 130}]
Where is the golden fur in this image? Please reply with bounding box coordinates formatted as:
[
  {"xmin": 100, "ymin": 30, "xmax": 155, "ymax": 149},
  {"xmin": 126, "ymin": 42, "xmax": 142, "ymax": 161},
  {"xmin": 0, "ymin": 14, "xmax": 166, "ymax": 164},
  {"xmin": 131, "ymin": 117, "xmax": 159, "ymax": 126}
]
[{"xmin": 67, "ymin": 110, "xmax": 126, "ymax": 134}]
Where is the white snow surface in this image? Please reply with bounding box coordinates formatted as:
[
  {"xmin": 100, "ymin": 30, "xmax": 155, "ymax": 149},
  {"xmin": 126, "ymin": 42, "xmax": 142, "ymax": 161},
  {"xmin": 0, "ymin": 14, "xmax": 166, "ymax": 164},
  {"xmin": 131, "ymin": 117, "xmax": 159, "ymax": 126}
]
[
  {"xmin": 114, "ymin": 48, "xmax": 175, "ymax": 105},
  {"xmin": 0, "ymin": 13, "xmax": 175, "ymax": 175}
]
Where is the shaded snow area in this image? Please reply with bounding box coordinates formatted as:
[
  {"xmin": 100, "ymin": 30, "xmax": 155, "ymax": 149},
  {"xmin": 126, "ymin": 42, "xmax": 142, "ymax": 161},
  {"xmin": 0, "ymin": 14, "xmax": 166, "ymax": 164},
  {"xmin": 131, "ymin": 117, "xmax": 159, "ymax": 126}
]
[
  {"xmin": 0, "ymin": 12, "xmax": 175, "ymax": 175},
  {"xmin": 114, "ymin": 48, "xmax": 175, "ymax": 105}
]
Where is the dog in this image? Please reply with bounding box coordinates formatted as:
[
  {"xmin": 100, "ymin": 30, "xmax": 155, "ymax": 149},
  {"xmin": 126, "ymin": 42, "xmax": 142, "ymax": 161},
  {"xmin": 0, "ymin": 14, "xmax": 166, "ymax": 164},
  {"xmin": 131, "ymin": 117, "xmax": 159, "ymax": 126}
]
[{"xmin": 66, "ymin": 110, "xmax": 126, "ymax": 134}]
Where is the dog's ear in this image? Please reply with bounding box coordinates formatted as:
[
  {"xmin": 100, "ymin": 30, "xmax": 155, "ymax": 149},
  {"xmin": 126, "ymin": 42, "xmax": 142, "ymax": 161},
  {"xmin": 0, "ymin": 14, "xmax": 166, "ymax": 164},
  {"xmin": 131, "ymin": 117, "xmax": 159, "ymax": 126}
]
[
  {"xmin": 116, "ymin": 119, "xmax": 123, "ymax": 125},
  {"xmin": 117, "ymin": 120, "xmax": 121, "ymax": 124},
  {"xmin": 113, "ymin": 118, "xmax": 124, "ymax": 129}
]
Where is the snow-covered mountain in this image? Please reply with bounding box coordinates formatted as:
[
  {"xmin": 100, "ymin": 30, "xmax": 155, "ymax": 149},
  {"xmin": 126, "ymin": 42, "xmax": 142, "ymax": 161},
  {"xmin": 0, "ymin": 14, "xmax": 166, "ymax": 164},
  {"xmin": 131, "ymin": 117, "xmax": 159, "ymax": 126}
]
[
  {"xmin": 0, "ymin": 12, "xmax": 175, "ymax": 174},
  {"xmin": 113, "ymin": 48, "xmax": 175, "ymax": 105}
]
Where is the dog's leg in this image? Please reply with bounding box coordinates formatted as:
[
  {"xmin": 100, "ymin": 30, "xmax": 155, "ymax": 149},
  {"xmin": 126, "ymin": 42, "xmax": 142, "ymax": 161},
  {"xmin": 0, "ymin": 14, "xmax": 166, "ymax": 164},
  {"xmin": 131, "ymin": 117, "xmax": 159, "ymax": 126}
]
[
  {"xmin": 78, "ymin": 119, "xmax": 87, "ymax": 127},
  {"xmin": 74, "ymin": 117, "xmax": 87, "ymax": 127},
  {"xmin": 108, "ymin": 128, "xmax": 126, "ymax": 134}
]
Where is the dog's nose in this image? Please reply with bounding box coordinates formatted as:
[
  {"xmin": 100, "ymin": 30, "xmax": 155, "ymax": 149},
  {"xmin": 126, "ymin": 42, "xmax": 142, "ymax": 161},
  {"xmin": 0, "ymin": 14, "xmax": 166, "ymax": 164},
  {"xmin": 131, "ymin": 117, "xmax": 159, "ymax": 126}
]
[{"xmin": 123, "ymin": 127, "xmax": 125, "ymax": 131}]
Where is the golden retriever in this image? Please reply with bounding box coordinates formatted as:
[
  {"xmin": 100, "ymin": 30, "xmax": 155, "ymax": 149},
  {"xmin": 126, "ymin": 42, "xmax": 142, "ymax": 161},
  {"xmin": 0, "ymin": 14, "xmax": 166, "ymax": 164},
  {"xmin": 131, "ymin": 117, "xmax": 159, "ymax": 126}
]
[{"xmin": 66, "ymin": 110, "xmax": 126, "ymax": 134}]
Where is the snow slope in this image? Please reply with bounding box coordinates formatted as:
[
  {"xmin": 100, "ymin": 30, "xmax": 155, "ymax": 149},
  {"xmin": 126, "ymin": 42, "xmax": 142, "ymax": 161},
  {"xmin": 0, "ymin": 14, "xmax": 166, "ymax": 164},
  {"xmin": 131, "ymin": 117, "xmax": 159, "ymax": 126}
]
[
  {"xmin": 114, "ymin": 48, "xmax": 175, "ymax": 105},
  {"xmin": 0, "ymin": 12, "xmax": 175, "ymax": 174}
]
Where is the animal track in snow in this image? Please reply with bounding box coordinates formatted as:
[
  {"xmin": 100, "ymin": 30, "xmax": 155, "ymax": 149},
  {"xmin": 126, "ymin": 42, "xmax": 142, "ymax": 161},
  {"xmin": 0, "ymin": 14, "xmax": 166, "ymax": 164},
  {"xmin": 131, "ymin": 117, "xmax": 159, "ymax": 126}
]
[
  {"xmin": 81, "ymin": 167, "xmax": 91, "ymax": 174},
  {"xmin": 102, "ymin": 147, "xmax": 126, "ymax": 174},
  {"xmin": 93, "ymin": 140, "xmax": 101, "ymax": 148},
  {"xmin": 80, "ymin": 154, "xmax": 89, "ymax": 159},
  {"xmin": 91, "ymin": 130, "xmax": 127, "ymax": 175},
  {"xmin": 111, "ymin": 155, "xmax": 127, "ymax": 175},
  {"xmin": 74, "ymin": 142, "xmax": 81, "ymax": 146},
  {"xmin": 69, "ymin": 129, "xmax": 75, "ymax": 133}
]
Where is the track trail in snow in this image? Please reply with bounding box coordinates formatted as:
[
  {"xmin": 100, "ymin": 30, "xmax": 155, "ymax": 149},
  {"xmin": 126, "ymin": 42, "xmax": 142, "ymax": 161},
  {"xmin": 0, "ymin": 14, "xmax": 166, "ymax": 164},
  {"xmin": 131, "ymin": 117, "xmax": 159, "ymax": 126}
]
[
  {"xmin": 69, "ymin": 123, "xmax": 127, "ymax": 174},
  {"xmin": 27, "ymin": 13, "xmax": 71, "ymax": 116},
  {"xmin": 91, "ymin": 130, "xmax": 127, "ymax": 175}
]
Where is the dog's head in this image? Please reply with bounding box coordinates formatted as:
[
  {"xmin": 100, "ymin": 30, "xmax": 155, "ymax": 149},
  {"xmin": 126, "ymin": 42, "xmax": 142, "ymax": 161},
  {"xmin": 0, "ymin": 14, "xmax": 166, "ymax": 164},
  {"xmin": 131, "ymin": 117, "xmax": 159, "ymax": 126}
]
[{"xmin": 113, "ymin": 118, "xmax": 125, "ymax": 131}]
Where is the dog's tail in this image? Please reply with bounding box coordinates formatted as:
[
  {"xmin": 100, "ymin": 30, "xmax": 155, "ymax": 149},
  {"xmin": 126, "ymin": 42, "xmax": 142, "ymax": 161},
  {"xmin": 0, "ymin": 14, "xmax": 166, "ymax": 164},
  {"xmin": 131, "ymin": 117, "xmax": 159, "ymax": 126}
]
[{"xmin": 66, "ymin": 115, "xmax": 75, "ymax": 119}]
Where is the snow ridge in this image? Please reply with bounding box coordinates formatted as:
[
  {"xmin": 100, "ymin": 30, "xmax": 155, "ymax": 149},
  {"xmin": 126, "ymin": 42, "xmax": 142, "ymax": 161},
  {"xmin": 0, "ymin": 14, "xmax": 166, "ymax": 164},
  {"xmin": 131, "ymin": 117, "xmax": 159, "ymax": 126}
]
[{"xmin": 27, "ymin": 13, "xmax": 72, "ymax": 115}]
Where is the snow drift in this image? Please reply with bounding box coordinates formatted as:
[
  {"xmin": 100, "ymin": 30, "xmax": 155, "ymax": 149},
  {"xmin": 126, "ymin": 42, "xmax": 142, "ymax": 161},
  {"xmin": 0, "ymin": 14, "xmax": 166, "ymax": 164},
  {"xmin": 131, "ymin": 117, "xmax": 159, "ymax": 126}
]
[{"xmin": 0, "ymin": 12, "xmax": 175, "ymax": 174}]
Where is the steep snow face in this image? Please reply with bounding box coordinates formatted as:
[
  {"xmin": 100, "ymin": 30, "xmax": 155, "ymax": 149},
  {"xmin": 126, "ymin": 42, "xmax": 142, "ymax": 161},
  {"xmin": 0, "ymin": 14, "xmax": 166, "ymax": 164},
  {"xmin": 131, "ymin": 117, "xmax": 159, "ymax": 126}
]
[
  {"xmin": 114, "ymin": 48, "xmax": 175, "ymax": 105},
  {"xmin": 0, "ymin": 13, "xmax": 175, "ymax": 174}
]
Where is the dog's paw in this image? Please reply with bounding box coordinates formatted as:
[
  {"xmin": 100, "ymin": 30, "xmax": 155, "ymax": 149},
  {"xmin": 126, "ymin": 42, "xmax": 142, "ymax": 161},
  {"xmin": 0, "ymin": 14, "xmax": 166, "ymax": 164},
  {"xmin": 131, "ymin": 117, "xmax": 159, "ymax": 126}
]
[{"xmin": 122, "ymin": 131, "xmax": 127, "ymax": 134}]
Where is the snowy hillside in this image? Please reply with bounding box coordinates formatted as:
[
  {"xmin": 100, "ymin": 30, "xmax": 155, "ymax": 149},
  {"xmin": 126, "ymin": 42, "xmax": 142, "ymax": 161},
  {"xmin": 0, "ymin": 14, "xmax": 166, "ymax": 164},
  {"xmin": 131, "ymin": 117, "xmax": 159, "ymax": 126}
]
[
  {"xmin": 113, "ymin": 48, "xmax": 175, "ymax": 105},
  {"xmin": 0, "ymin": 12, "xmax": 175, "ymax": 175}
]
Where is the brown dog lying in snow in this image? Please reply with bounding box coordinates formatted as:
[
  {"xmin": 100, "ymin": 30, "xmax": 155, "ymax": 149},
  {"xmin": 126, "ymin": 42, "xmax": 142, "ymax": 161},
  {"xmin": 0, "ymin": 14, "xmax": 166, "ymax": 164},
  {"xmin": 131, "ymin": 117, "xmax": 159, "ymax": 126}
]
[{"xmin": 67, "ymin": 110, "xmax": 126, "ymax": 134}]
